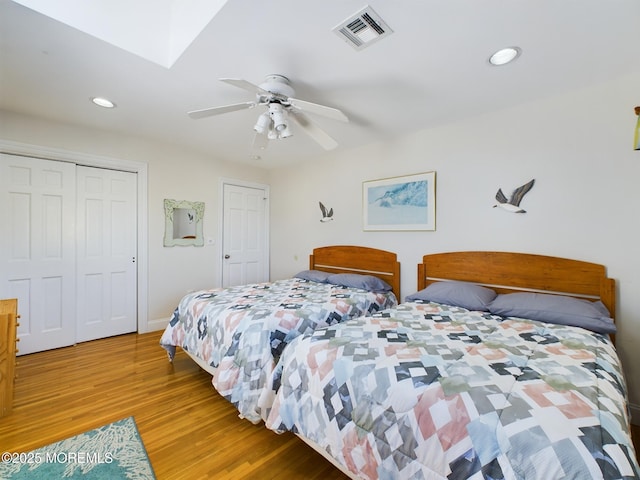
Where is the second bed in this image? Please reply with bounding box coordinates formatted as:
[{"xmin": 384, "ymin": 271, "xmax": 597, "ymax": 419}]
[{"xmin": 160, "ymin": 245, "xmax": 400, "ymax": 423}]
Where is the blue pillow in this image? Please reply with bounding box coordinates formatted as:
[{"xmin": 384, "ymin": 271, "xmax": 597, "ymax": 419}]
[
  {"xmin": 294, "ymin": 270, "xmax": 330, "ymax": 283},
  {"xmin": 326, "ymin": 273, "xmax": 392, "ymax": 292},
  {"xmin": 488, "ymin": 292, "xmax": 616, "ymax": 334},
  {"xmin": 405, "ymin": 281, "xmax": 497, "ymax": 311}
]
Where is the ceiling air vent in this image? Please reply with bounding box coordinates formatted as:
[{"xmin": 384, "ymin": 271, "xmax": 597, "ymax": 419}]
[{"xmin": 332, "ymin": 6, "xmax": 393, "ymax": 51}]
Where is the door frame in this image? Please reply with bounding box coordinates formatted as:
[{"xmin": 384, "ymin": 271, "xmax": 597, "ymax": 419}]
[
  {"xmin": 0, "ymin": 139, "xmax": 150, "ymax": 333},
  {"xmin": 218, "ymin": 177, "xmax": 270, "ymax": 287}
]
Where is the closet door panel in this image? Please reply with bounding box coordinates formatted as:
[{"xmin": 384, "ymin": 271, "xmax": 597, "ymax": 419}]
[
  {"xmin": 0, "ymin": 154, "xmax": 76, "ymax": 354},
  {"xmin": 76, "ymin": 166, "xmax": 137, "ymax": 342}
]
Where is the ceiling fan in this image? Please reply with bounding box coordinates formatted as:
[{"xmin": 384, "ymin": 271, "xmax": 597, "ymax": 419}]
[{"xmin": 188, "ymin": 74, "xmax": 348, "ymax": 151}]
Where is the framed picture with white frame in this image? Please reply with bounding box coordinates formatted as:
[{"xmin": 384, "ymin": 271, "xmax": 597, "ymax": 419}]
[{"xmin": 362, "ymin": 171, "xmax": 436, "ymax": 231}]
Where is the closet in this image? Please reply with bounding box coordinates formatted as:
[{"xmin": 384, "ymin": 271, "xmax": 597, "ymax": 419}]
[{"xmin": 0, "ymin": 153, "xmax": 137, "ymax": 355}]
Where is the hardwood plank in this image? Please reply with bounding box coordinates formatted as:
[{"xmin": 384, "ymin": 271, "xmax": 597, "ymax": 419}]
[{"xmin": 0, "ymin": 332, "xmax": 348, "ymax": 479}]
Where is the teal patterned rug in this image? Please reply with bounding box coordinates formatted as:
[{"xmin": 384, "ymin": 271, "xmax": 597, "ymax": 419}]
[{"xmin": 0, "ymin": 417, "xmax": 156, "ymax": 479}]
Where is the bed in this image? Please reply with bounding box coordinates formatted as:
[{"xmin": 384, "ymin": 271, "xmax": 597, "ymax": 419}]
[
  {"xmin": 160, "ymin": 245, "xmax": 400, "ymax": 423},
  {"xmin": 265, "ymin": 251, "xmax": 639, "ymax": 479}
]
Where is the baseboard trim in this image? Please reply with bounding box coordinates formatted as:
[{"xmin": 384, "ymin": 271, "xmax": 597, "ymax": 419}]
[
  {"xmin": 630, "ymin": 402, "xmax": 640, "ymax": 426},
  {"xmin": 146, "ymin": 317, "xmax": 169, "ymax": 333}
]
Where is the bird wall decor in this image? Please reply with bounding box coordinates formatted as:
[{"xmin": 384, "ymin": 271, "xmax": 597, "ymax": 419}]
[
  {"xmin": 493, "ymin": 179, "xmax": 535, "ymax": 213},
  {"xmin": 319, "ymin": 202, "xmax": 334, "ymax": 222}
]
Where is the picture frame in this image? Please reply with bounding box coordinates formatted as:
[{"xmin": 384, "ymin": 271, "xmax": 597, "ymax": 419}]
[{"xmin": 363, "ymin": 171, "xmax": 436, "ymax": 231}]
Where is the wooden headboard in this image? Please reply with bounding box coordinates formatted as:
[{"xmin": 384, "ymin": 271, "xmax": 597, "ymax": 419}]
[
  {"xmin": 310, "ymin": 245, "xmax": 401, "ymax": 300},
  {"xmin": 418, "ymin": 251, "xmax": 615, "ymax": 320}
]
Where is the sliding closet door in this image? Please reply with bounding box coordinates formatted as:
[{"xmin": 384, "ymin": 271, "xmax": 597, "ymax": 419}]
[
  {"xmin": 76, "ymin": 166, "xmax": 137, "ymax": 342},
  {"xmin": 0, "ymin": 154, "xmax": 76, "ymax": 354}
]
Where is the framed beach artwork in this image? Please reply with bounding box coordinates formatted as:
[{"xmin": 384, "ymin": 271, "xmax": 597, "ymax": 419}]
[{"xmin": 363, "ymin": 171, "xmax": 436, "ymax": 231}]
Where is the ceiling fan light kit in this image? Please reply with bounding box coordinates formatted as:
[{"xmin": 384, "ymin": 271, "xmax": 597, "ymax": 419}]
[
  {"xmin": 279, "ymin": 124, "xmax": 293, "ymax": 139},
  {"xmin": 268, "ymin": 103, "xmax": 288, "ymax": 132},
  {"xmin": 188, "ymin": 74, "xmax": 349, "ymax": 153},
  {"xmin": 253, "ymin": 112, "xmax": 271, "ymax": 134}
]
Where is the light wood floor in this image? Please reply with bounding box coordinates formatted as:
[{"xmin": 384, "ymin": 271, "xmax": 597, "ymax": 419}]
[
  {"xmin": 0, "ymin": 332, "xmax": 348, "ymax": 479},
  {"xmin": 1, "ymin": 332, "xmax": 639, "ymax": 479}
]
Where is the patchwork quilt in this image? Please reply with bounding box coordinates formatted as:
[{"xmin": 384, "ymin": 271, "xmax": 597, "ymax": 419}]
[
  {"xmin": 266, "ymin": 301, "xmax": 640, "ymax": 480},
  {"xmin": 159, "ymin": 277, "xmax": 397, "ymax": 423}
]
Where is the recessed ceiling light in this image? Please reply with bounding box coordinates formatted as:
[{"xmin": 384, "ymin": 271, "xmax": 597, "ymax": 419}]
[
  {"xmin": 91, "ymin": 97, "xmax": 116, "ymax": 108},
  {"xmin": 489, "ymin": 47, "xmax": 521, "ymax": 66}
]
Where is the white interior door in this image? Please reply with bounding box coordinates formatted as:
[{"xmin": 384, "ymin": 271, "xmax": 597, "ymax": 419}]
[
  {"xmin": 0, "ymin": 154, "xmax": 76, "ymax": 354},
  {"xmin": 76, "ymin": 166, "xmax": 137, "ymax": 342},
  {"xmin": 222, "ymin": 182, "xmax": 269, "ymax": 287}
]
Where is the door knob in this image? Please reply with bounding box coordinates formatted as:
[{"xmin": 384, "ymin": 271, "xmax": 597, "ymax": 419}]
[{"xmin": 224, "ymin": 254, "xmax": 230, "ymax": 259}]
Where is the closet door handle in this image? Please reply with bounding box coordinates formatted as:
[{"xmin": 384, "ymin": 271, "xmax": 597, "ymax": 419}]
[{"xmin": 224, "ymin": 254, "xmax": 230, "ymax": 259}]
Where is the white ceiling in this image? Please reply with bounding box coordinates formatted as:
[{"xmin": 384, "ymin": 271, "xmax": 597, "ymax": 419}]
[{"xmin": 1, "ymin": 0, "xmax": 640, "ymax": 169}]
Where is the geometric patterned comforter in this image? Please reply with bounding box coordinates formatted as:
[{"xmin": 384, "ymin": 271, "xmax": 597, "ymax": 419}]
[
  {"xmin": 159, "ymin": 277, "xmax": 397, "ymax": 423},
  {"xmin": 265, "ymin": 301, "xmax": 640, "ymax": 479}
]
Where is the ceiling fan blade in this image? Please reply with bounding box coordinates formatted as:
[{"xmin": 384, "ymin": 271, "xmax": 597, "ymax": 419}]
[
  {"xmin": 290, "ymin": 111, "xmax": 339, "ymax": 150},
  {"xmin": 220, "ymin": 78, "xmax": 270, "ymax": 96},
  {"xmin": 188, "ymin": 101, "xmax": 255, "ymax": 119},
  {"xmin": 288, "ymin": 97, "xmax": 348, "ymax": 123},
  {"xmin": 252, "ymin": 131, "xmax": 269, "ymax": 151}
]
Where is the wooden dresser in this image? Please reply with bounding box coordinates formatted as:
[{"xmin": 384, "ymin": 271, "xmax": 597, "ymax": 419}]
[{"xmin": 1, "ymin": 298, "xmax": 19, "ymax": 417}]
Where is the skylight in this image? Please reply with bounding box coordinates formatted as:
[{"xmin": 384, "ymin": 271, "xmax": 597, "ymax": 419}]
[{"xmin": 11, "ymin": 0, "xmax": 228, "ymax": 68}]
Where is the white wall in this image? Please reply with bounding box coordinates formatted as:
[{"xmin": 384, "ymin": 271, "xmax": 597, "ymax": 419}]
[
  {"xmin": 267, "ymin": 72, "xmax": 640, "ymax": 423},
  {"xmin": 0, "ymin": 110, "xmax": 269, "ymax": 331}
]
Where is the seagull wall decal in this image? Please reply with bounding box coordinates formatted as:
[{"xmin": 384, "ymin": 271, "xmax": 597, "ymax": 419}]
[
  {"xmin": 319, "ymin": 201, "xmax": 334, "ymax": 222},
  {"xmin": 493, "ymin": 179, "xmax": 535, "ymax": 213}
]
